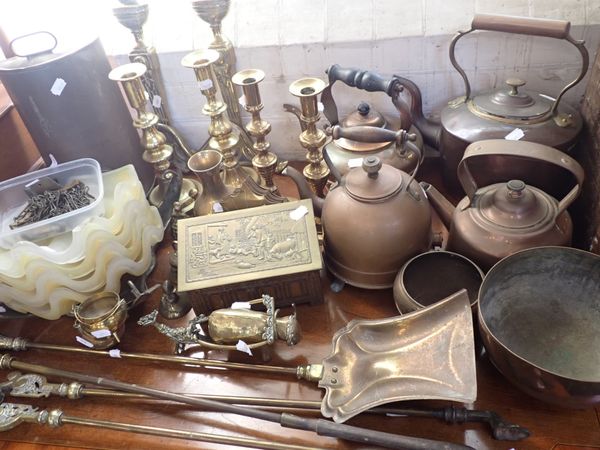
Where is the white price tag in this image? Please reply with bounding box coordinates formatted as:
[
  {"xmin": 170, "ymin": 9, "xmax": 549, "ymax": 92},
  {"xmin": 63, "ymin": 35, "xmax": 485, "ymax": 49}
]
[
  {"xmin": 347, "ymin": 157, "xmax": 364, "ymax": 168},
  {"xmin": 198, "ymin": 79, "xmax": 213, "ymax": 90},
  {"xmin": 109, "ymin": 349, "xmax": 122, "ymax": 358},
  {"xmin": 152, "ymin": 95, "xmax": 162, "ymax": 108},
  {"xmin": 239, "ymin": 94, "xmax": 246, "ymax": 107},
  {"xmin": 212, "ymin": 202, "xmax": 224, "ymax": 213},
  {"xmin": 50, "ymin": 78, "xmax": 67, "ymax": 96},
  {"xmin": 505, "ymin": 128, "xmax": 525, "ymax": 141},
  {"xmin": 231, "ymin": 301, "xmax": 252, "ymax": 310},
  {"xmin": 91, "ymin": 329, "xmax": 112, "ymax": 339},
  {"xmin": 317, "ymin": 102, "xmax": 324, "ymax": 112},
  {"xmin": 289, "ymin": 205, "xmax": 309, "ymax": 221},
  {"xmin": 76, "ymin": 336, "xmax": 94, "ymax": 348},
  {"xmin": 236, "ymin": 340, "xmax": 253, "ymax": 356}
]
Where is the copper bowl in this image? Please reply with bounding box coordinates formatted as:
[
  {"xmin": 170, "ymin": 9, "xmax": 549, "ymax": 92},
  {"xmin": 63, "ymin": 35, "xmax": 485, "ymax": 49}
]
[{"xmin": 478, "ymin": 246, "xmax": 600, "ymax": 408}]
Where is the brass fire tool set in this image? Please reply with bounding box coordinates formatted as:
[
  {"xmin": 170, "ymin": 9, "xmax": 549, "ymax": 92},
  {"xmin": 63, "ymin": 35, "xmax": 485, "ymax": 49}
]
[
  {"xmin": 0, "ymin": 353, "xmax": 475, "ymax": 450},
  {"xmin": 0, "ymin": 292, "xmax": 493, "ymax": 449},
  {"xmin": 1, "ymin": 370, "xmax": 529, "ymax": 441}
]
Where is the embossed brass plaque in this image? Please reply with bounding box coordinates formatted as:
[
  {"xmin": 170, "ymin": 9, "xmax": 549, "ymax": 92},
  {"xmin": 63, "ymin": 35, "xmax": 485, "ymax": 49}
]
[{"xmin": 178, "ymin": 200, "xmax": 322, "ymax": 293}]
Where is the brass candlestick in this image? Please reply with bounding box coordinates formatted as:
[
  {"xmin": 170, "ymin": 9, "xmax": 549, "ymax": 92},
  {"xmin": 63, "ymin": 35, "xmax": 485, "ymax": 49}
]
[
  {"xmin": 289, "ymin": 78, "xmax": 330, "ymax": 198},
  {"xmin": 190, "ymin": 0, "xmax": 242, "ymax": 128},
  {"xmin": 232, "ymin": 69, "xmax": 279, "ymax": 192},
  {"xmin": 112, "ymin": 2, "xmax": 169, "ymax": 123},
  {"xmin": 108, "ymin": 63, "xmax": 199, "ymax": 208},
  {"xmin": 181, "ymin": 49, "xmax": 286, "ymax": 209},
  {"xmin": 113, "ymin": 1, "xmax": 197, "ymax": 163}
]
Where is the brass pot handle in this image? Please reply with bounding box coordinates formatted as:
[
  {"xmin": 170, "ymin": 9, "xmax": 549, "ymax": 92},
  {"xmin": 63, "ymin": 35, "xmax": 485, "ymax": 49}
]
[
  {"xmin": 449, "ymin": 14, "xmax": 589, "ymax": 117},
  {"xmin": 457, "ymin": 140, "xmax": 584, "ymax": 216},
  {"xmin": 329, "ymin": 125, "xmax": 422, "ymax": 187}
]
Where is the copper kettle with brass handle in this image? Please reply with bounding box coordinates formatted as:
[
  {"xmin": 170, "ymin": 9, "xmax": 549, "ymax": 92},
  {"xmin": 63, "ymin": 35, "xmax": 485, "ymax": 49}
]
[
  {"xmin": 424, "ymin": 139, "xmax": 585, "ymax": 270},
  {"xmin": 396, "ymin": 14, "xmax": 588, "ymax": 190},
  {"xmin": 313, "ymin": 65, "xmax": 424, "ymax": 176},
  {"xmin": 284, "ymin": 126, "xmax": 432, "ymax": 289}
]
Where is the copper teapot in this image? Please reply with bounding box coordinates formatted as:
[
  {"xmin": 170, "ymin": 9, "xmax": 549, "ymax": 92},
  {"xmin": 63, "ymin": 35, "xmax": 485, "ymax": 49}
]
[
  {"xmin": 423, "ymin": 140, "xmax": 584, "ymax": 270},
  {"xmin": 395, "ymin": 14, "xmax": 588, "ymax": 189},
  {"xmin": 285, "ymin": 142, "xmax": 432, "ymax": 289},
  {"xmin": 311, "ymin": 65, "xmax": 425, "ymax": 177}
]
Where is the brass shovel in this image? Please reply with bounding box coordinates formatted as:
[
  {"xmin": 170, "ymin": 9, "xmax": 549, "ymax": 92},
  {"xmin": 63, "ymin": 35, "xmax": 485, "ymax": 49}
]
[{"xmin": 0, "ymin": 290, "xmax": 476, "ymax": 424}]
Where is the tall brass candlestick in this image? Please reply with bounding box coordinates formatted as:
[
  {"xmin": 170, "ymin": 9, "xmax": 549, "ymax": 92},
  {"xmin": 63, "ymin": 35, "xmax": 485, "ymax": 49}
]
[
  {"xmin": 112, "ymin": 2, "xmax": 169, "ymax": 123},
  {"xmin": 191, "ymin": 0, "xmax": 255, "ymax": 158},
  {"xmin": 232, "ymin": 69, "xmax": 279, "ymax": 192},
  {"xmin": 108, "ymin": 63, "xmax": 198, "ymax": 208},
  {"xmin": 181, "ymin": 49, "xmax": 285, "ymax": 209},
  {"xmin": 289, "ymin": 78, "xmax": 330, "ymax": 198}
]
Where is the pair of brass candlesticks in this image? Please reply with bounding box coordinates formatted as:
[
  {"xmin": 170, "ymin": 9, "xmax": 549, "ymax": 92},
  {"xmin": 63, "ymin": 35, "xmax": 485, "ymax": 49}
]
[{"xmin": 109, "ymin": 51, "xmax": 285, "ymax": 211}]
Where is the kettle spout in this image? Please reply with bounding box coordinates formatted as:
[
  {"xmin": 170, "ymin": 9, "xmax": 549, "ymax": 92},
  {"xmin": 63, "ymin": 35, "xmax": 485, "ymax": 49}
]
[
  {"xmin": 394, "ymin": 76, "xmax": 442, "ymax": 150},
  {"xmin": 421, "ymin": 182, "xmax": 454, "ymax": 230},
  {"xmin": 283, "ymin": 166, "xmax": 324, "ymax": 217}
]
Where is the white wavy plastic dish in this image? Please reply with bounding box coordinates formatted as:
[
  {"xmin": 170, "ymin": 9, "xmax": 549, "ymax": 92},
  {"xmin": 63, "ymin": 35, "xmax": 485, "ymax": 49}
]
[
  {"xmin": 0, "ymin": 166, "xmax": 144, "ymax": 266},
  {"xmin": 0, "ymin": 218, "xmax": 163, "ymax": 318},
  {"xmin": 0, "ymin": 199, "xmax": 158, "ymax": 280},
  {"xmin": 0, "ymin": 158, "xmax": 104, "ymax": 249}
]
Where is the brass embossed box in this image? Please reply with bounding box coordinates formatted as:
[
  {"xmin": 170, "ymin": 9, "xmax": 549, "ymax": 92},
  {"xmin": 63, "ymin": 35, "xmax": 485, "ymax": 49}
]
[{"xmin": 178, "ymin": 199, "xmax": 324, "ymax": 314}]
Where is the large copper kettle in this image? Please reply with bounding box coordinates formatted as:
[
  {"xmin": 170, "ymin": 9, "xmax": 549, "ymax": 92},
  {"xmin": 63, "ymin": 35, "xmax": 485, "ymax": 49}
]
[
  {"xmin": 424, "ymin": 140, "xmax": 584, "ymax": 270},
  {"xmin": 396, "ymin": 14, "xmax": 588, "ymax": 190},
  {"xmin": 284, "ymin": 138, "xmax": 432, "ymax": 289},
  {"xmin": 314, "ymin": 65, "xmax": 424, "ymax": 177}
]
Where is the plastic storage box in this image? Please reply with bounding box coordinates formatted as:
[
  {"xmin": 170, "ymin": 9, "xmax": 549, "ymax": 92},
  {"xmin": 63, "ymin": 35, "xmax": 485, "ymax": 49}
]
[{"xmin": 0, "ymin": 158, "xmax": 104, "ymax": 248}]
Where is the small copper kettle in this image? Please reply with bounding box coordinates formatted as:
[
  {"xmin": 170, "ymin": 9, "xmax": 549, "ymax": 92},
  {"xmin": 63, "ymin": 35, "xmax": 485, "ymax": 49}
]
[
  {"xmin": 396, "ymin": 14, "xmax": 588, "ymax": 189},
  {"xmin": 424, "ymin": 140, "xmax": 584, "ymax": 270},
  {"xmin": 285, "ymin": 65, "xmax": 424, "ymax": 177},
  {"xmin": 285, "ymin": 142, "xmax": 432, "ymax": 289}
]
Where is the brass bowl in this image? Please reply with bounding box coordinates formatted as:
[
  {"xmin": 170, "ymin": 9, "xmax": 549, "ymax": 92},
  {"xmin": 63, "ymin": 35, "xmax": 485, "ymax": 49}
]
[
  {"xmin": 393, "ymin": 250, "xmax": 483, "ymax": 313},
  {"xmin": 73, "ymin": 291, "xmax": 127, "ymax": 349}
]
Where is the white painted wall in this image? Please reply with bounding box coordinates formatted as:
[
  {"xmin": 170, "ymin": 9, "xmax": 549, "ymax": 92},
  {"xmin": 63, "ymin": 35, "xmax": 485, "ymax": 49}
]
[
  {"xmin": 5, "ymin": 0, "xmax": 596, "ymax": 161},
  {"xmin": 104, "ymin": 0, "xmax": 600, "ymax": 160}
]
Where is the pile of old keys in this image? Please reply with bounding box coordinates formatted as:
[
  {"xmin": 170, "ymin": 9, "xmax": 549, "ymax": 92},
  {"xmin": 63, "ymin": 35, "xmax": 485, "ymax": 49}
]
[{"xmin": 10, "ymin": 179, "xmax": 95, "ymax": 229}]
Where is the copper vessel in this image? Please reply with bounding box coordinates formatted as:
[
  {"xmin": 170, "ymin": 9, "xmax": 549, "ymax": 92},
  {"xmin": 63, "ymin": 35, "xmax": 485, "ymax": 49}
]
[
  {"xmin": 478, "ymin": 246, "xmax": 600, "ymax": 408},
  {"xmin": 314, "ymin": 65, "xmax": 423, "ymax": 176},
  {"xmin": 424, "ymin": 140, "xmax": 584, "ymax": 270},
  {"xmin": 285, "ymin": 154, "xmax": 431, "ymax": 289},
  {"xmin": 72, "ymin": 292, "xmax": 127, "ymax": 349},
  {"xmin": 393, "ymin": 250, "xmax": 483, "ymax": 313},
  {"xmin": 396, "ymin": 14, "xmax": 588, "ymax": 189}
]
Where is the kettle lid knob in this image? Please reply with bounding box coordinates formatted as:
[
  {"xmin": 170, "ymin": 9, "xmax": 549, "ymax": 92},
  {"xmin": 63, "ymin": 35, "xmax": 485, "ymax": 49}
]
[
  {"xmin": 357, "ymin": 102, "xmax": 371, "ymax": 116},
  {"xmin": 506, "ymin": 78, "xmax": 526, "ymax": 96},
  {"xmin": 362, "ymin": 156, "xmax": 382, "ymax": 178},
  {"xmin": 507, "ymin": 179, "xmax": 526, "ymax": 198}
]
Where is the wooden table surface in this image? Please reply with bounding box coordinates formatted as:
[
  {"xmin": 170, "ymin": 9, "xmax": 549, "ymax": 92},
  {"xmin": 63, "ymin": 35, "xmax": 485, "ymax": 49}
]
[{"xmin": 0, "ymin": 166, "xmax": 599, "ymax": 450}]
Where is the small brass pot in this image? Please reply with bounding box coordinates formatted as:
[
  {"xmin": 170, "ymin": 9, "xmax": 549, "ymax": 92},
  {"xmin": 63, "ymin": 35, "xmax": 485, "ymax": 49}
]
[
  {"xmin": 73, "ymin": 291, "xmax": 128, "ymax": 349},
  {"xmin": 393, "ymin": 250, "xmax": 484, "ymax": 313}
]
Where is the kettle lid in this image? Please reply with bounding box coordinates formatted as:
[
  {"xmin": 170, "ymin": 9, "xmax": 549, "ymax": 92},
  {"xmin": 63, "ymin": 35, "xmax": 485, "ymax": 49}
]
[
  {"xmin": 471, "ymin": 78, "xmax": 552, "ymax": 122},
  {"xmin": 345, "ymin": 156, "xmax": 403, "ymax": 201},
  {"xmin": 476, "ymin": 179, "xmax": 556, "ymax": 229},
  {"xmin": 336, "ymin": 102, "xmax": 392, "ymax": 152}
]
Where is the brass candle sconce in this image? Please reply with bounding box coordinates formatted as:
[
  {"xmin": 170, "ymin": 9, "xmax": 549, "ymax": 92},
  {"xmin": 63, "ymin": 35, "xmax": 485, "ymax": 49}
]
[
  {"xmin": 232, "ymin": 69, "xmax": 280, "ymax": 192},
  {"xmin": 289, "ymin": 78, "xmax": 330, "ymax": 198},
  {"xmin": 181, "ymin": 49, "xmax": 286, "ymax": 210}
]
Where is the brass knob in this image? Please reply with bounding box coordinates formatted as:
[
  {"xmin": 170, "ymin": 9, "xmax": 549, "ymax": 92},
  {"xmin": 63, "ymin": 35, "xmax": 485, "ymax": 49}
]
[
  {"xmin": 506, "ymin": 78, "xmax": 526, "ymax": 96},
  {"xmin": 362, "ymin": 156, "xmax": 382, "ymax": 178}
]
